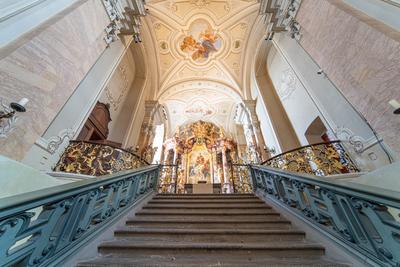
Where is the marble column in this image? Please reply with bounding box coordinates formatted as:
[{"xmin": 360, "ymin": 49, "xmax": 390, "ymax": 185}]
[
  {"xmin": 181, "ymin": 150, "xmax": 188, "ymax": 184},
  {"xmin": 170, "ymin": 149, "xmax": 178, "ymax": 193},
  {"xmin": 137, "ymin": 100, "xmax": 158, "ymax": 154},
  {"xmin": 243, "ymin": 100, "xmax": 269, "ymax": 162},
  {"xmin": 244, "ymin": 123, "xmax": 259, "ymax": 163},
  {"xmin": 221, "ymin": 148, "xmax": 231, "ymax": 193},
  {"xmin": 211, "ymin": 148, "xmax": 219, "ymax": 183}
]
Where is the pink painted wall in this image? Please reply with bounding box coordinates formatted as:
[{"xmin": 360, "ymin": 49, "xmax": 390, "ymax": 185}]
[
  {"xmin": 296, "ymin": 0, "xmax": 400, "ymax": 154},
  {"xmin": 0, "ymin": 0, "xmax": 109, "ymax": 160}
]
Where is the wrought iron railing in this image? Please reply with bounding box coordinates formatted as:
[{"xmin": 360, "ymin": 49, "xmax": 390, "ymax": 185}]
[
  {"xmin": 0, "ymin": 165, "xmax": 159, "ymax": 267},
  {"xmin": 250, "ymin": 165, "xmax": 400, "ymax": 266},
  {"xmin": 262, "ymin": 141, "xmax": 360, "ymax": 176},
  {"xmin": 54, "ymin": 141, "xmax": 149, "ymax": 176},
  {"xmin": 157, "ymin": 164, "xmax": 179, "ymax": 194},
  {"xmin": 231, "ymin": 164, "xmax": 253, "ymax": 193}
]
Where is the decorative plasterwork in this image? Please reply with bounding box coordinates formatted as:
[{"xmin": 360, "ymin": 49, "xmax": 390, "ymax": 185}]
[
  {"xmin": 140, "ymin": 0, "xmax": 262, "ymax": 140},
  {"xmin": 35, "ymin": 128, "xmax": 75, "ymax": 154},
  {"xmin": 145, "ymin": 0, "xmax": 259, "ymax": 95},
  {"xmin": 159, "ymin": 80, "xmax": 241, "ymax": 137},
  {"xmin": 105, "ymin": 64, "xmax": 130, "ymax": 111},
  {"xmin": 277, "ymin": 68, "xmax": 297, "ymax": 101}
]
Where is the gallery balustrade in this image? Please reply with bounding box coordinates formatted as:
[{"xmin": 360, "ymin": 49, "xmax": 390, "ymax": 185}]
[
  {"xmin": 53, "ymin": 141, "xmax": 149, "ymax": 176},
  {"xmin": 0, "ymin": 165, "xmax": 159, "ymax": 267},
  {"xmin": 251, "ymin": 165, "xmax": 400, "ymax": 267},
  {"xmin": 262, "ymin": 141, "xmax": 360, "ymax": 176}
]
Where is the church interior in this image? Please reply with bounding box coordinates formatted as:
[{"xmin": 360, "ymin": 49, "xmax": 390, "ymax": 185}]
[{"xmin": 0, "ymin": 0, "xmax": 399, "ymax": 266}]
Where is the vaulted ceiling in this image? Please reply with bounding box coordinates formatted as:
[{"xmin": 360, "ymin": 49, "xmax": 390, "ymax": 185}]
[{"xmin": 144, "ymin": 0, "xmax": 260, "ymax": 137}]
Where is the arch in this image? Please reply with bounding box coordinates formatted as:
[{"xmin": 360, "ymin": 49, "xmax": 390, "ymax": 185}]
[
  {"xmin": 157, "ymin": 79, "xmax": 244, "ymax": 102},
  {"xmin": 305, "ymin": 116, "xmax": 330, "ymax": 144},
  {"xmin": 248, "ymin": 34, "xmax": 301, "ymax": 152}
]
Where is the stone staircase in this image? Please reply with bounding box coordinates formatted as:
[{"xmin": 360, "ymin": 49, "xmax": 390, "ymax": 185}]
[{"xmin": 77, "ymin": 194, "xmax": 348, "ymax": 266}]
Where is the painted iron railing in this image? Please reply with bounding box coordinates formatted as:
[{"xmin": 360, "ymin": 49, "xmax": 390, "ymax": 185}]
[
  {"xmin": 262, "ymin": 141, "xmax": 360, "ymax": 176},
  {"xmin": 0, "ymin": 165, "xmax": 159, "ymax": 267},
  {"xmin": 250, "ymin": 165, "xmax": 400, "ymax": 266},
  {"xmin": 54, "ymin": 141, "xmax": 149, "ymax": 176}
]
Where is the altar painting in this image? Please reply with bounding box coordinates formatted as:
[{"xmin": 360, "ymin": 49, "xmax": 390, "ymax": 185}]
[{"xmin": 187, "ymin": 144, "xmax": 212, "ymax": 184}]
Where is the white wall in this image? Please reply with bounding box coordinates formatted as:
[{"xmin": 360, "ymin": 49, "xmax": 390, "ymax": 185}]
[
  {"xmin": 98, "ymin": 46, "xmax": 136, "ymax": 143},
  {"xmin": 267, "ymin": 33, "xmax": 394, "ymax": 170},
  {"xmin": 0, "ymin": 0, "xmax": 79, "ymax": 48},
  {"xmin": 250, "ymin": 63, "xmax": 282, "ymax": 156},
  {"xmin": 343, "ymin": 0, "xmax": 400, "ymax": 31},
  {"xmin": 23, "ymin": 37, "xmax": 134, "ymax": 172},
  {"xmin": 0, "ymin": 155, "xmax": 66, "ymax": 199},
  {"xmin": 267, "ymin": 44, "xmax": 325, "ymax": 146}
]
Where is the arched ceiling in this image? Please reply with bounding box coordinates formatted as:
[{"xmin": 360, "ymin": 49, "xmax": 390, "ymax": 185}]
[
  {"xmin": 159, "ymin": 80, "xmax": 242, "ymax": 137},
  {"xmin": 144, "ymin": 0, "xmax": 260, "ymax": 137}
]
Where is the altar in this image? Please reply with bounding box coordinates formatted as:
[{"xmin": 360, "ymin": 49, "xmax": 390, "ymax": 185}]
[
  {"xmin": 160, "ymin": 121, "xmax": 237, "ymax": 194},
  {"xmin": 184, "ymin": 183, "xmax": 222, "ymax": 194}
]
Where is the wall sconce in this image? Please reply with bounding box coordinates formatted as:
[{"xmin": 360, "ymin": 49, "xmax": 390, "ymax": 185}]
[
  {"xmin": 389, "ymin": 99, "xmax": 400, "ymax": 115},
  {"xmin": 0, "ymin": 98, "xmax": 28, "ymax": 137},
  {"xmin": 263, "ymin": 145, "xmax": 276, "ymax": 155}
]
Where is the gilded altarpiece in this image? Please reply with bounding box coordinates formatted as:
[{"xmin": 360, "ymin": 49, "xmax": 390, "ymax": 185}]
[
  {"xmin": 187, "ymin": 144, "xmax": 212, "ymax": 184},
  {"xmin": 159, "ymin": 121, "xmax": 237, "ymax": 193}
]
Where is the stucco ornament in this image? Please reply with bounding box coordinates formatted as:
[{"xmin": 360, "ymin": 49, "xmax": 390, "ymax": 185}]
[
  {"xmin": 278, "ymin": 68, "xmax": 297, "ymax": 100},
  {"xmin": 0, "ymin": 98, "xmax": 18, "ymax": 138},
  {"xmin": 335, "ymin": 126, "xmax": 365, "ymax": 154}
]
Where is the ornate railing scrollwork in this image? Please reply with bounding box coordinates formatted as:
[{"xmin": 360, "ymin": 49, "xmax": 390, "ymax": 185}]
[
  {"xmin": 54, "ymin": 141, "xmax": 149, "ymax": 176},
  {"xmin": 158, "ymin": 164, "xmax": 179, "ymax": 194},
  {"xmin": 262, "ymin": 141, "xmax": 360, "ymax": 176},
  {"xmin": 231, "ymin": 164, "xmax": 253, "ymax": 193},
  {"xmin": 251, "ymin": 165, "xmax": 400, "ymax": 266},
  {"xmin": 0, "ymin": 165, "xmax": 159, "ymax": 267}
]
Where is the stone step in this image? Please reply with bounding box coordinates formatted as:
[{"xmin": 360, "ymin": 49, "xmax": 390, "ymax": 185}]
[
  {"xmin": 98, "ymin": 241, "xmax": 326, "ymax": 258},
  {"xmin": 76, "ymin": 194, "xmax": 349, "ymax": 267},
  {"xmin": 77, "ymin": 256, "xmax": 349, "ymax": 267},
  {"xmin": 114, "ymin": 227, "xmax": 306, "ymax": 242},
  {"xmin": 143, "ymin": 203, "xmax": 271, "ymax": 209},
  {"xmin": 148, "ymin": 199, "xmax": 265, "ymax": 204},
  {"xmin": 154, "ymin": 194, "xmax": 258, "ymax": 200},
  {"xmin": 126, "ymin": 218, "xmax": 292, "ymax": 229},
  {"xmin": 135, "ymin": 209, "xmax": 279, "ymax": 215},
  {"xmin": 135, "ymin": 214, "xmax": 281, "ymax": 220}
]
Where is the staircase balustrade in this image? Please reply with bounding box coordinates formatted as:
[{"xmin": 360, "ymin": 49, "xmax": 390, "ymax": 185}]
[
  {"xmin": 262, "ymin": 141, "xmax": 360, "ymax": 176},
  {"xmin": 250, "ymin": 164, "xmax": 400, "ymax": 266},
  {"xmin": 231, "ymin": 163, "xmax": 253, "ymax": 193},
  {"xmin": 157, "ymin": 164, "xmax": 179, "ymax": 194},
  {"xmin": 53, "ymin": 141, "xmax": 149, "ymax": 176},
  {"xmin": 0, "ymin": 165, "xmax": 159, "ymax": 267}
]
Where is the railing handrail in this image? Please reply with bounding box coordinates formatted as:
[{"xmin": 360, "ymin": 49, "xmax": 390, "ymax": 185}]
[
  {"xmin": 261, "ymin": 140, "xmax": 342, "ymax": 165},
  {"xmin": 0, "ymin": 165, "xmax": 159, "ymax": 267},
  {"xmin": 0, "ymin": 165, "xmax": 159, "ymax": 217},
  {"xmin": 252, "ymin": 164, "xmax": 400, "ymax": 207},
  {"xmin": 69, "ymin": 140, "xmax": 150, "ymax": 165},
  {"xmin": 380, "ymin": 0, "xmax": 400, "ymax": 8}
]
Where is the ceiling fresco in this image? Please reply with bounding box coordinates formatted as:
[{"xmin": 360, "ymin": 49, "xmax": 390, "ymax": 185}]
[
  {"xmin": 180, "ymin": 19, "xmax": 221, "ymax": 62},
  {"xmin": 144, "ymin": 0, "xmax": 260, "ymax": 137}
]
